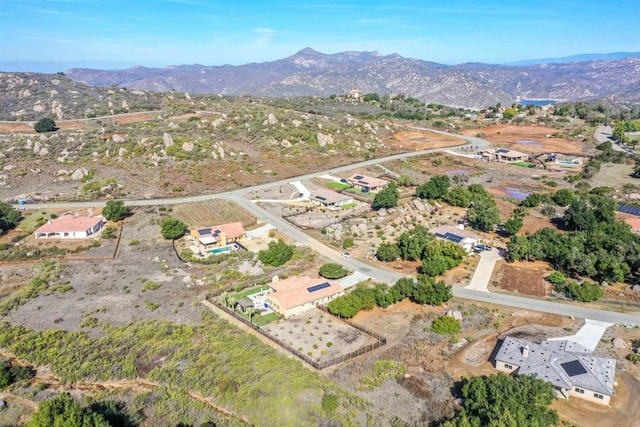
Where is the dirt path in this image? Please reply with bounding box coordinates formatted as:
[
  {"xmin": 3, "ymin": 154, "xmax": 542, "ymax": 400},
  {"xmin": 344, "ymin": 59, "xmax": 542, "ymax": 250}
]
[{"xmin": 0, "ymin": 348, "xmax": 246, "ymax": 421}]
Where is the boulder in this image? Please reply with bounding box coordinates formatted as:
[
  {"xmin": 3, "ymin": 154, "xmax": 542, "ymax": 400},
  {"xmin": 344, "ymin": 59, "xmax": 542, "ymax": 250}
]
[
  {"xmin": 163, "ymin": 133, "xmax": 174, "ymax": 147},
  {"xmin": 112, "ymin": 134, "xmax": 125, "ymax": 143},
  {"xmin": 612, "ymin": 338, "xmax": 627, "ymax": 349},
  {"xmin": 118, "ymin": 147, "xmax": 128, "ymax": 157},
  {"xmin": 182, "ymin": 142, "xmax": 194, "ymax": 152},
  {"xmin": 33, "ymin": 140, "xmax": 41, "ymax": 154},
  {"xmin": 265, "ymin": 113, "xmax": 278, "ymax": 125},
  {"xmin": 38, "ymin": 147, "xmax": 49, "ymax": 156},
  {"xmin": 71, "ymin": 168, "xmax": 89, "ymax": 181},
  {"xmin": 317, "ymin": 132, "xmax": 334, "ymax": 147},
  {"xmin": 633, "ymin": 285, "xmax": 640, "ymax": 292},
  {"xmin": 281, "ymin": 139, "xmax": 292, "ymax": 148}
]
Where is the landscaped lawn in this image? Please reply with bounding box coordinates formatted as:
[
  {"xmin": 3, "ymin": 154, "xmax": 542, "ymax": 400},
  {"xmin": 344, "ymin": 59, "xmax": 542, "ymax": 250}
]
[
  {"xmin": 255, "ymin": 312, "xmax": 280, "ymax": 326},
  {"xmin": 326, "ymin": 181, "xmax": 350, "ymax": 190},
  {"xmin": 231, "ymin": 285, "xmax": 269, "ymax": 300}
]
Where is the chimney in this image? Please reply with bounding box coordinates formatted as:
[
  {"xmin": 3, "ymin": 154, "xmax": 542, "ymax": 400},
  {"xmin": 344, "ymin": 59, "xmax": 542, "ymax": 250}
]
[{"xmin": 522, "ymin": 345, "xmax": 530, "ymax": 358}]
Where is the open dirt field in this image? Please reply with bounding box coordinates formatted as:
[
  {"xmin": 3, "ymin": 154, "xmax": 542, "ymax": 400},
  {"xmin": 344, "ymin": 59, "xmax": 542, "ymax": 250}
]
[
  {"xmin": 462, "ymin": 124, "xmax": 586, "ymax": 155},
  {"xmin": 0, "ymin": 209, "xmax": 207, "ymax": 332},
  {"xmin": 489, "ymin": 260, "xmax": 552, "ymax": 297},
  {"xmin": 390, "ymin": 129, "xmax": 468, "ymax": 151}
]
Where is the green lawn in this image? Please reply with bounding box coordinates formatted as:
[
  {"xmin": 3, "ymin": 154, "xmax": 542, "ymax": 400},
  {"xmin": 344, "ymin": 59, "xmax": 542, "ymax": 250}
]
[
  {"xmin": 233, "ymin": 308, "xmax": 279, "ymax": 326},
  {"xmin": 231, "ymin": 285, "xmax": 269, "ymax": 300},
  {"xmin": 16, "ymin": 209, "xmax": 53, "ymax": 232},
  {"xmin": 326, "ymin": 181, "xmax": 350, "ymax": 190},
  {"xmin": 340, "ymin": 202, "xmax": 357, "ymax": 209}
]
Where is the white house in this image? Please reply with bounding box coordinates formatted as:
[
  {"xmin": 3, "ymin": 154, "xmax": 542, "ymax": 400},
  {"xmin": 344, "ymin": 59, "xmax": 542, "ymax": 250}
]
[
  {"xmin": 494, "ymin": 336, "xmax": 616, "ymax": 405},
  {"xmin": 430, "ymin": 225, "xmax": 481, "ymax": 252},
  {"xmin": 34, "ymin": 215, "xmax": 105, "ymax": 239},
  {"xmin": 310, "ymin": 189, "xmax": 354, "ymax": 210}
]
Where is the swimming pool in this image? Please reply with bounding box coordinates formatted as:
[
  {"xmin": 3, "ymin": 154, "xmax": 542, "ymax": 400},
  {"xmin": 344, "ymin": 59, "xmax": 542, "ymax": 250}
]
[{"xmin": 207, "ymin": 243, "xmax": 239, "ymax": 254}]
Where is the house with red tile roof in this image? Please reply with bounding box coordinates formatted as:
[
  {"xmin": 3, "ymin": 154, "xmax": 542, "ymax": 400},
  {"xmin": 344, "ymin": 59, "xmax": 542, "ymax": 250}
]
[
  {"xmin": 34, "ymin": 215, "xmax": 105, "ymax": 239},
  {"xmin": 190, "ymin": 222, "xmax": 246, "ymax": 248},
  {"xmin": 266, "ymin": 276, "xmax": 345, "ymax": 318}
]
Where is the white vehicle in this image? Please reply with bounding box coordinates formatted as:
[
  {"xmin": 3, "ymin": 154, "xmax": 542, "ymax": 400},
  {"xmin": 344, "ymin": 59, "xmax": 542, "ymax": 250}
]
[{"xmin": 341, "ymin": 252, "xmax": 351, "ymax": 258}]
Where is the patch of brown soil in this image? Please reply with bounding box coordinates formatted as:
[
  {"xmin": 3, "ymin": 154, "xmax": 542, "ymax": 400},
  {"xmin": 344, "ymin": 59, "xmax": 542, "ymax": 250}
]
[
  {"xmin": 489, "ymin": 260, "xmax": 551, "ymax": 297},
  {"xmin": 552, "ymin": 372, "xmax": 640, "ymax": 427},
  {"xmin": 390, "ymin": 130, "xmax": 466, "ymax": 151},
  {"xmin": 463, "ymin": 124, "xmax": 585, "ymax": 155}
]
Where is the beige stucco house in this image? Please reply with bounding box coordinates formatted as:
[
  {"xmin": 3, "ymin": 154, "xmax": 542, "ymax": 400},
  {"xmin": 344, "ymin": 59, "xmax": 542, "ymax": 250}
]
[
  {"xmin": 266, "ymin": 276, "xmax": 345, "ymax": 318},
  {"xmin": 494, "ymin": 337, "xmax": 616, "ymax": 405}
]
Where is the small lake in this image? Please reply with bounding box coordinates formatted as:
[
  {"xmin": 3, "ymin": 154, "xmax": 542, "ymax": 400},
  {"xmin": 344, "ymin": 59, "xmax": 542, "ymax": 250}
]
[{"xmin": 519, "ymin": 99, "xmax": 558, "ymax": 106}]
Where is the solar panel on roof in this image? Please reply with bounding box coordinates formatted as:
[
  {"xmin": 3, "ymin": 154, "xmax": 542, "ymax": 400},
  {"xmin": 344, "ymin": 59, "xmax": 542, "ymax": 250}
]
[
  {"xmin": 198, "ymin": 227, "xmax": 212, "ymax": 236},
  {"xmin": 496, "ymin": 148, "xmax": 509, "ymax": 153},
  {"xmin": 213, "ymin": 230, "xmax": 221, "ymax": 236},
  {"xmin": 618, "ymin": 204, "xmax": 640, "ymax": 216},
  {"xmin": 434, "ymin": 233, "xmax": 446, "ymax": 239},
  {"xmin": 315, "ymin": 196, "xmax": 327, "ymax": 201},
  {"xmin": 444, "ymin": 232, "xmax": 464, "ymax": 243},
  {"xmin": 358, "ymin": 181, "xmax": 369, "ymax": 185},
  {"xmin": 307, "ymin": 282, "xmax": 331, "ymax": 293},
  {"xmin": 354, "ymin": 175, "xmax": 364, "ymax": 180},
  {"xmin": 561, "ymin": 360, "xmax": 587, "ymax": 377}
]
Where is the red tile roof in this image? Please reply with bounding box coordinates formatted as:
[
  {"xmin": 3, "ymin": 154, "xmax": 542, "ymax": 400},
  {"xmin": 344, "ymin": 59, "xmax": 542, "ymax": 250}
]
[
  {"xmin": 35, "ymin": 215, "xmax": 103, "ymax": 233},
  {"xmin": 195, "ymin": 222, "xmax": 246, "ymax": 240},
  {"xmin": 267, "ymin": 276, "xmax": 344, "ymax": 310}
]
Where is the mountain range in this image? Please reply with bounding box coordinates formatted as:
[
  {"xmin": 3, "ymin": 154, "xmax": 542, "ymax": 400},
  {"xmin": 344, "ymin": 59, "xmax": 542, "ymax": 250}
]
[{"xmin": 65, "ymin": 48, "xmax": 640, "ymax": 109}]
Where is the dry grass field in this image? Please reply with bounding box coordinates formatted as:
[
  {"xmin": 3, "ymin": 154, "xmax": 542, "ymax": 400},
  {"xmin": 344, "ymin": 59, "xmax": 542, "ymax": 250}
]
[{"xmin": 170, "ymin": 200, "xmax": 257, "ymax": 228}]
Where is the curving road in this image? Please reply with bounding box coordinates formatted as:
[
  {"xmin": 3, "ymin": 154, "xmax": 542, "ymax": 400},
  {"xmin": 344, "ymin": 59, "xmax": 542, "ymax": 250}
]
[{"xmin": 15, "ymin": 129, "xmax": 640, "ymax": 324}]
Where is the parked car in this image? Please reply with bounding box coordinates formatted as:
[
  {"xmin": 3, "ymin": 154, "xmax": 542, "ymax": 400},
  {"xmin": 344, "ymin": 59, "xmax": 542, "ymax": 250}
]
[{"xmin": 341, "ymin": 252, "xmax": 351, "ymax": 258}]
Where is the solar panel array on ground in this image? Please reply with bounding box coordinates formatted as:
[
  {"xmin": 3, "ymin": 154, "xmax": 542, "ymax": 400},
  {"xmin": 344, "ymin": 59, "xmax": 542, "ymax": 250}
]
[
  {"xmin": 435, "ymin": 232, "xmax": 464, "ymax": 244},
  {"xmin": 307, "ymin": 282, "xmax": 331, "ymax": 293},
  {"xmin": 618, "ymin": 204, "xmax": 640, "ymax": 216}
]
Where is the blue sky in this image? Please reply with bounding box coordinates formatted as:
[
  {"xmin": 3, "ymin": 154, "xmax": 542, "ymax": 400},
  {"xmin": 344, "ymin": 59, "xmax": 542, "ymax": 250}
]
[{"xmin": 1, "ymin": 0, "xmax": 639, "ymax": 71}]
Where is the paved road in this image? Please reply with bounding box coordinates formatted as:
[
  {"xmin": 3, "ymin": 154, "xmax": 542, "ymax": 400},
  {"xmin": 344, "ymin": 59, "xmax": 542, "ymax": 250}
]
[
  {"xmin": 14, "ymin": 128, "xmax": 640, "ymax": 324},
  {"xmin": 594, "ymin": 125, "xmax": 613, "ymax": 144}
]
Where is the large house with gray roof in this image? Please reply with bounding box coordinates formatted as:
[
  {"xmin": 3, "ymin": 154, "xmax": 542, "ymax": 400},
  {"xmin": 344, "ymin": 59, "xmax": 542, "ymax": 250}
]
[{"xmin": 494, "ymin": 336, "xmax": 616, "ymax": 405}]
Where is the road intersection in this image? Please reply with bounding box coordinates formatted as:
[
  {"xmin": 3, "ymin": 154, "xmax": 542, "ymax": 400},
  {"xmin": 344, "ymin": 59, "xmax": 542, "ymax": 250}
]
[{"xmin": 16, "ymin": 129, "xmax": 640, "ymax": 324}]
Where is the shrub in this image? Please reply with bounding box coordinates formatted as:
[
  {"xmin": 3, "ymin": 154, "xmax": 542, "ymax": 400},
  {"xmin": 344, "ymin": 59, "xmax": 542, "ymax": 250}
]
[
  {"xmin": 0, "ymin": 201, "xmax": 21, "ymax": 234},
  {"xmin": 321, "ymin": 393, "xmax": 339, "ymax": 415},
  {"xmin": 566, "ymin": 282, "xmax": 603, "ymax": 302},
  {"xmin": 160, "ymin": 217, "xmax": 188, "ymax": 240},
  {"xmin": 319, "ymin": 263, "xmax": 349, "ymax": 279},
  {"xmin": 376, "ymin": 242, "xmax": 401, "ymax": 261},
  {"xmin": 258, "ymin": 239, "xmax": 294, "ymax": 267},
  {"xmin": 102, "ymin": 200, "xmax": 130, "ymax": 221},
  {"xmin": 34, "ymin": 117, "xmax": 57, "ymax": 133},
  {"xmin": 627, "ymin": 353, "xmax": 640, "ymax": 365},
  {"xmin": 101, "ymin": 226, "xmax": 117, "ymax": 239},
  {"xmin": 431, "ymin": 315, "xmax": 461, "ymax": 334}
]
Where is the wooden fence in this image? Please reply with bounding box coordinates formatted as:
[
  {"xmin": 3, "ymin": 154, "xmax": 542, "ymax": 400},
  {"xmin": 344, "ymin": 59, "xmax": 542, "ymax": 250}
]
[{"xmin": 209, "ymin": 295, "xmax": 387, "ymax": 370}]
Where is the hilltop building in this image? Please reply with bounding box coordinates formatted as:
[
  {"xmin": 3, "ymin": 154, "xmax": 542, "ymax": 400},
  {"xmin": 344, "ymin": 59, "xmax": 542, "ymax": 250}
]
[
  {"xmin": 266, "ymin": 276, "xmax": 345, "ymax": 318},
  {"xmin": 345, "ymin": 174, "xmax": 388, "ymax": 193},
  {"xmin": 479, "ymin": 147, "xmax": 529, "ymax": 163},
  {"xmin": 310, "ymin": 189, "xmax": 353, "ymax": 209},
  {"xmin": 191, "ymin": 222, "xmax": 246, "ymax": 249}
]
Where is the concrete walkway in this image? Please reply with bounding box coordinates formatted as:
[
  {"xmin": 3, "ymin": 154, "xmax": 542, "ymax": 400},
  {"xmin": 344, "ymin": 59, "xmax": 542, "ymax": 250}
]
[
  {"xmin": 337, "ymin": 271, "xmax": 371, "ymax": 289},
  {"xmin": 547, "ymin": 319, "xmax": 614, "ymax": 351},
  {"xmin": 465, "ymin": 250, "xmax": 501, "ymax": 292}
]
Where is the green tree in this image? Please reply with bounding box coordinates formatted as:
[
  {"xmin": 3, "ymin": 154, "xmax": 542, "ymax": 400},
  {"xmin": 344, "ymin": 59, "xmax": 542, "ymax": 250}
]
[
  {"xmin": 34, "ymin": 117, "xmax": 57, "ymax": 133},
  {"xmin": 416, "ymin": 175, "xmax": 450, "ymax": 200},
  {"xmin": 0, "ymin": 358, "xmax": 35, "ymax": 389},
  {"xmin": 396, "ymin": 226, "xmax": 433, "ymax": 260},
  {"xmin": 504, "ymin": 214, "xmax": 524, "ymax": 236},
  {"xmin": 421, "ymin": 255, "xmax": 450, "ymax": 276},
  {"xmin": 319, "ymin": 263, "xmax": 349, "ymax": 279},
  {"xmin": 467, "ymin": 198, "xmax": 500, "ymax": 232},
  {"xmin": 443, "ymin": 185, "xmax": 473, "ymax": 207},
  {"xmin": 160, "ymin": 217, "xmax": 188, "ymax": 240},
  {"xmin": 443, "ymin": 374, "xmax": 558, "ymax": 427},
  {"xmin": 503, "ymin": 107, "xmax": 518, "ymax": 119},
  {"xmin": 27, "ymin": 393, "xmax": 110, "ymax": 427},
  {"xmin": 0, "ymin": 201, "xmax": 21, "ymax": 233},
  {"xmin": 410, "ymin": 275, "xmax": 452, "ymax": 305},
  {"xmin": 376, "ymin": 242, "xmax": 401, "ymax": 262},
  {"xmin": 102, "ymin": 200, "xmax": 130, "ymax": 221},
  {"xmin": 521, "ymin": 192, "xmax": 545, "ymax": 208},
  {"xmin": 566, "ymin": 282, "xmax": 604, "ymax": 302},
  {"xmin": 362, "ymin": 93, "xmax": 380, "ymax": 102},
  {"xmin": 552, "ymin": 188, "xmax": 576, "ymax": 207},
  {"xmin": 327, "ymin": 294, "xmax": 363, "ymax": 318},
  {"xmin": 258, "ymin": 239, "xmax": 294, "ymax": 266},
  {"xmin": 372, "ymin": 182, "xmax": 399, "ymax": 210},
  {"xmin": 431, "ymin": 315, "xmax": 461, "ymax": 334}
]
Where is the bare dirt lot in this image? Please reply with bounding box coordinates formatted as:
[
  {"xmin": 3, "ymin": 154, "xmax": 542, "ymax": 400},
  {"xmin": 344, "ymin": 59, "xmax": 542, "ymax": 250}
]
[
  {"xmin": 489, "ymin": 260, "xmax": 552, "ymax": 297},
  {"xmin": 391, "ymin": 129, "xmax": 468, "ymax": 151},
  {"xmin": 462, "ymin": 124, "xmax": 586, "ymax": 155}
]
